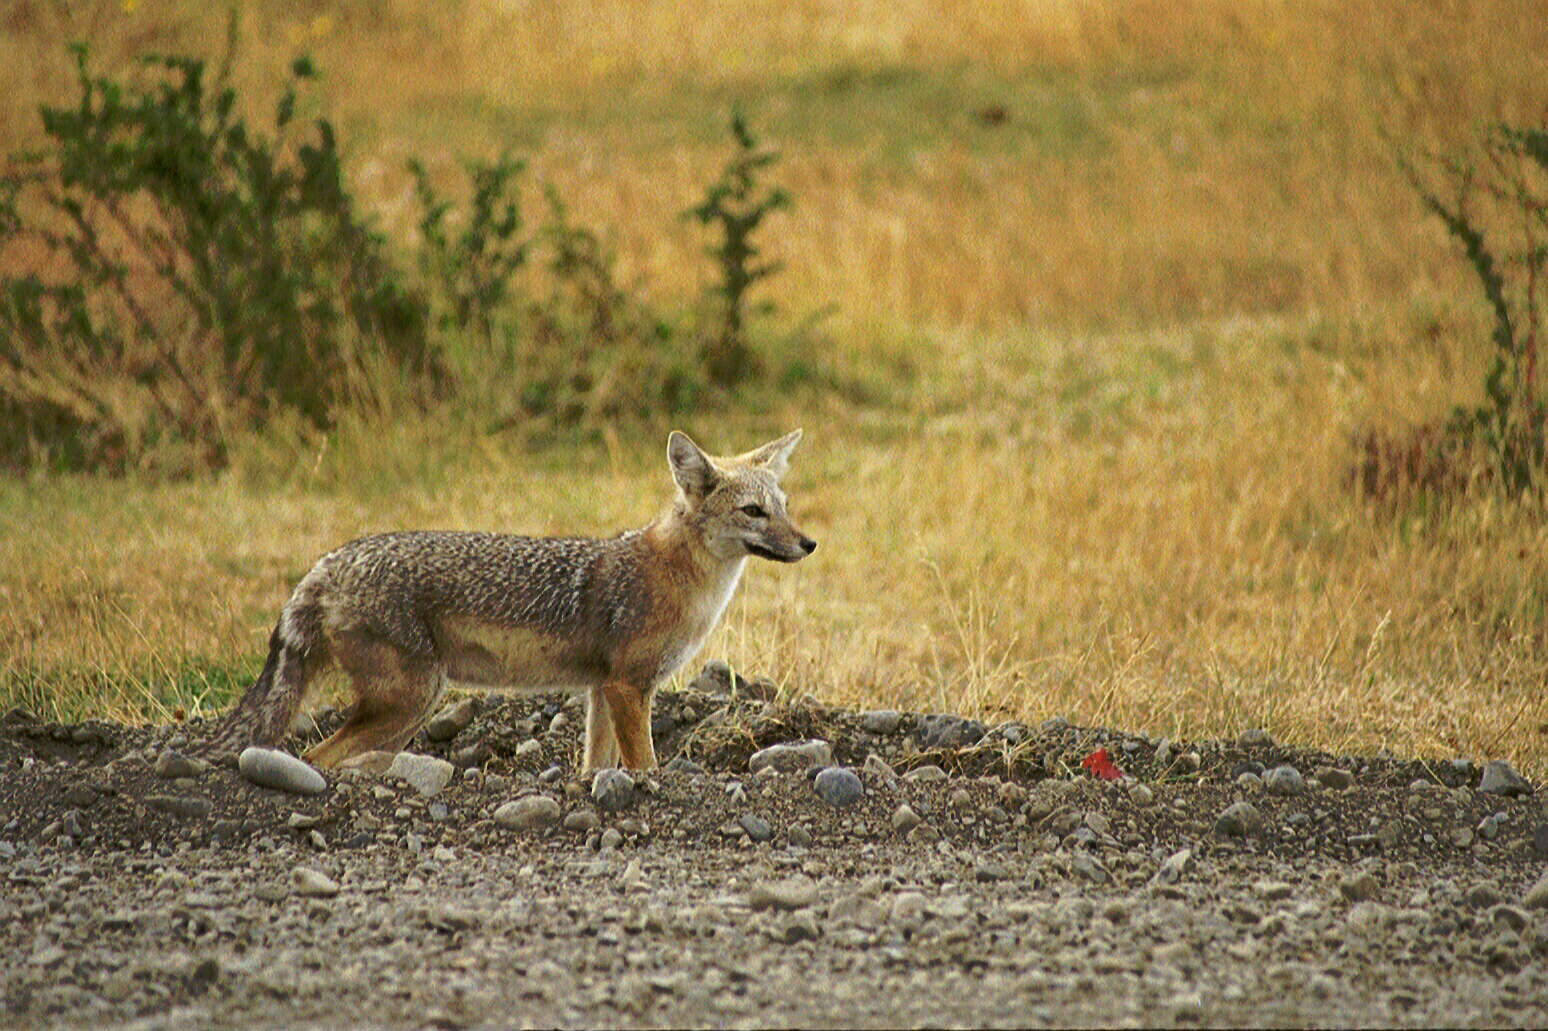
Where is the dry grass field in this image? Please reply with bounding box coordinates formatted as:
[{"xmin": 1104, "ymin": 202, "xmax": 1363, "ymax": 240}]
[{"xmin": 2, "ymin": 0, "xmax": 1545, "ymax": 775}]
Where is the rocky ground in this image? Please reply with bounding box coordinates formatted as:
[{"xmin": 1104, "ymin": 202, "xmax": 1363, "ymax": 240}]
[{"xmin": 3, "ymin": 662, "xmax": 1547, "ymax": 1029}]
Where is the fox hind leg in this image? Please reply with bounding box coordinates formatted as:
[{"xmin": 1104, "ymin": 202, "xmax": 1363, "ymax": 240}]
[{"xmin": 304, "ymin": 631, "xmax": 444, "ymax": 769}]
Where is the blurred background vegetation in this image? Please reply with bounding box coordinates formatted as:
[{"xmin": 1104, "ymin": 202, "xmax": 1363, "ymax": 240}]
[{"xmin": 1, "ymin": 0, "xmax": 1544, "ymax": 775}]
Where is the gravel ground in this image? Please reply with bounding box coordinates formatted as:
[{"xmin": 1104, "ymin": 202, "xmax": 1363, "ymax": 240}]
[{"xmin": 3, "ymin": 665, "xmax": 1547, "ymax": 1029}]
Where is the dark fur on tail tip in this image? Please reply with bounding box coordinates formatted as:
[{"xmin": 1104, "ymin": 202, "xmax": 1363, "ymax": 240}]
[{"xmin": 194, "ymin": 626, "xmax": 285, "ymax": 762}]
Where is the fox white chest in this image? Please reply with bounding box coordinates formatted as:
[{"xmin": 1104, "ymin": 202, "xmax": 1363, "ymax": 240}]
[{"xmin": 652, "ymin": 557, "xmax": 747, "ymax": 683}]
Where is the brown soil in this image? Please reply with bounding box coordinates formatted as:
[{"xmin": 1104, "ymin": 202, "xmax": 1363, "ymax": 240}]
[{"xmin": 2, "ymin": 686, "xmax": 1545, "ymax": 1029}]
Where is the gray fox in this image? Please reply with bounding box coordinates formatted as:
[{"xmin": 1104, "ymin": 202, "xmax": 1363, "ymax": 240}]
[{"xmin": 202, "ymin": 430, "xmax": 814, "ymax": 772}]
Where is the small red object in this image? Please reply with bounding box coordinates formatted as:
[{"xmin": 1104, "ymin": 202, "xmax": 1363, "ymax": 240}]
[{"xmin": 1080, "ymin": 747, "xmax": 1124, "ymax": 781}]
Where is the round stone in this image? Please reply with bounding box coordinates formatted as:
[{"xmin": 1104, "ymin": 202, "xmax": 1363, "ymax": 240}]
[
  {"xmin": 813, "ymin": 767, "xmax": 864, "ymax": 807},
  {"xmin": 591, "ymin": 769, "xmax": 636, "ymax": 810},
  {"xmin": 1263, "ymin": 765, "xmax": 1306, "ymax": 796},
  {"xmin": 1214, "ymin": 801, "xmax": 1264, "ymax": 837},
  {"xmin": 493, "ymin": 795, "xmax": 562, "ymax": 832},
  {"xmin": 424, "ymin": 697, "xmax": 477, "ymax": 741}
]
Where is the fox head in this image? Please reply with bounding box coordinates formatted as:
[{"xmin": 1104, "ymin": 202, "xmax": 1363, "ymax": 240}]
[{"xmin": 667, "ymin": 429, "xmax": 817, "ymax": 564}]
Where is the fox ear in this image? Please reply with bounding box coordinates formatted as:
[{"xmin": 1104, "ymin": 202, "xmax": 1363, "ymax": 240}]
[
  {"xmin": 667, "ymin": 430, "xmax": 718, "ymax": 497},
  {"xmin": 744, "ymin": 428, "xmax": 802, "ymax": 479}
]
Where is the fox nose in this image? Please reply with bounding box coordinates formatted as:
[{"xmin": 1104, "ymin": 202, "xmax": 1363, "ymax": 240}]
[{"xmin": 799, "ymin": 537, "xmax": 817, "ymax": 555}]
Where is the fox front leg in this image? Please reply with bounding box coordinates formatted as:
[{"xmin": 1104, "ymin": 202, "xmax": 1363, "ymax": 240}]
[
  {"xmin": 601, "ymin": 678, "xmax": 658, "ymax": 771},
  {"xmin": 583, "ymin": 683, "xmax": 621, "ymax": 774}
]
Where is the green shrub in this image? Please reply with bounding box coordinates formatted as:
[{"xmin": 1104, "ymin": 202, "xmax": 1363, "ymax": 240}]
[
  {"xmin": 682, "ymin": 111, "xmax": 793, "ymax": 388},
  {"xmin": 0, "ymin": 45, "xmax": 807, "ymax": 472},
  {"xmin": 1364, "ymin": 120, "xmax": 1548, "ymax": 504},
  {"xmin": 0, "ymin": 46, "xmax": 436, "ymax": 473}
]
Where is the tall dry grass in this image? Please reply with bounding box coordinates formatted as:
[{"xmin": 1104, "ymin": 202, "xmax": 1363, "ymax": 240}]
[
  {"xmin": 2, "ymin": 0, "xmax": 1546, "ymax": 773},
  {"xmin": 6, "ymin": 1, "xmax": 1542, "ymax": 332}
]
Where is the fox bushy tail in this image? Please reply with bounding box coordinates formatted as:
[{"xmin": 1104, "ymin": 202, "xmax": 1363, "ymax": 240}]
[{"xmin": 197, "ymin": 619, "xmax": 314, "ymax": 760}]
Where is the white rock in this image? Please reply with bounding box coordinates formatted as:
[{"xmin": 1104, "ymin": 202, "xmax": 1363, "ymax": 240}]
[
  {"xmin": 292, "ymin": 867, "xmax": 339, "ymax": 897},
  {"xmin": 494, "ymin": 795, "xmax": 561, "ymax": 832},
  {"xmin": 748, "ymin": 740, "xmax": 832, "ymax": 775},
  {"xmin": 385, "ymin": 752, "xmax": 455, "ymax": 798},
  {"xmin": 238, "ymin": 747, "xmax": 326, "ymax": 796}
]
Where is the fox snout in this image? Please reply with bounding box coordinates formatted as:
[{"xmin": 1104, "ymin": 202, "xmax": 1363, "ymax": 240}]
[{"xmin": 749, "ymin": 532, "xmax": 817, "ymax": 563}]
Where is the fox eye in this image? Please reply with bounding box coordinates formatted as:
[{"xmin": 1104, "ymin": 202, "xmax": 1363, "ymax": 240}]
[{"xmin": 738, "ymin": 503, "xmax": 767, "ymax": 519}]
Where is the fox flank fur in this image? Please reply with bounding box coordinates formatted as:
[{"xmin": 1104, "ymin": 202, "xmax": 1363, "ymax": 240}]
[{"xmin": 203, "ymin": 430, "xmax": 815, "ymax": 772}]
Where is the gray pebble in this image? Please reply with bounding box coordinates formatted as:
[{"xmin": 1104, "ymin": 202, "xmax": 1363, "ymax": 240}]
[
  {"xmin": 145, "ymin": 794, "xmax": 212, "ymax": 819},
  {"xmin": 1070, "ymin": 852, "xmax": 1110, "ymax": 883},
  {"xmin": 424, "ymin": 697, "xmax": 477, "ymax": 742},
  {"xmin": 238, "ymin": 747, "xmax": 326, "ymax": 796},
  {"xmin": 686, "ymin": 659, "xmax": 734, "ymax": 695},
  {"xmin": 153, "ymin": 750, "xmax": 207, "ymax": 780},
  {"xmin": 591, "ymin": 769, "xmax": 636, "ymax": 810},
  {"xmin": 385, "ymin": 752, "xmax": 455, "ymax": 798},
  {"xmin": 1237, "ymin": 728, "xmax": 1274, "ymax": 749},
  {"xmin": 902, "ymin": 764, "xmax": 948, "ymax": 783},
  {"xmin": 493, "ymin": 795, "xmax": 561, "ymax": 832},
  {"xmin": 828, "ymin": 893, "xmax": 886, "ymax": 926},
  {"xmin": 749, "ymin": 740, "xmax": 832, "ymax": 775},
  {"xmin": 1478, "ymin": 760, "xmax": 1532, "ymax": 797},
  {"xmin": 292, "ymin": 867, "xmax": 339, "ymax": 897},
  {"xmin": 1214, "ymin": 801, "xmax": 1263, "ymax": 837},
  {"xmin": 974, "ymin": 860, "xmax": 1007, "ymax": 882},
  {"xmin": 916, "ymin": 713, "xmax": 985, "ymax": 750},
  {"xmin": 60, "ymin": 810, "xmax": 85, "ymax": 838},
  {"xmin": 563, "ymin": 810, "xmax": 600, "ymax": 833},
  {"xmin": 1464, "ymin": 883, "xmax": 1500, "ymax": 909},
  {"xmin": 1314, "ymin": 766, "xmax": 1354, "ymax": 790},
  {"xmin": 860, "ymin": 710, "xmax": 902, "ymax": 735},
  {"xmin": 776, "ymin": 911, "xmax": 821, "ymax": 944},
  {"xmin": 663, "ymin": 757, "xmax": 706, "ymax": 775},
  {"xmin": 739, "ymin": 813, "xmax": 774, "ymax": 842},
  {"xmin": 1523, "ymin": 873, "xmax": 1548, "ymax": 910},
  {"xmin": 1339, "ymin": 871, "xmax": 1380, "ymax": 902},
  {"xmin": 862, "ymin": 754, "xmax": 898, "ymax": 784},
  {"xmin": 750, "ymin": 877, "xmax": 819, "ymax": 912},
  {"xmin": 1153, "ymin": 848, "xmax": 1195, "ymax": 884},
  {"xmin": 1264, "ymin": 765, "xmax": 1306, "ymax": 796},
  {"xmin": 891, "ymin": 804, "xmax": 922, "ymax": 832},
  {"xmin": 786, "ymin": 824, "xmax": 813, "ymax": 848},
  {"xmin": 814, "ymin": 767, "xmax": 864, "ymax": 807},
  {"xmin": 890, "ymin": 891, "xmax": 928, "ymax": 929},
  {"xmin": 514, "ymin": 739, "xmax": 544, "ymax": 761},
  {"xmin": 1492, "ymin": 904, "xmax": 1528, "ymax": 932}
]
